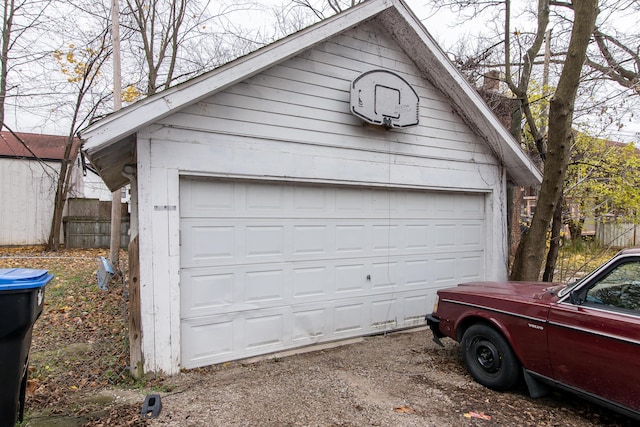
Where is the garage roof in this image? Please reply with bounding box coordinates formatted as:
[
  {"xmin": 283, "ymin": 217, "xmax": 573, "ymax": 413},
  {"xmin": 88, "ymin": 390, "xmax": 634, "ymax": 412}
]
[{"xmin": 81, "ymin": 0, "xmax": 542, "ymax": 191}]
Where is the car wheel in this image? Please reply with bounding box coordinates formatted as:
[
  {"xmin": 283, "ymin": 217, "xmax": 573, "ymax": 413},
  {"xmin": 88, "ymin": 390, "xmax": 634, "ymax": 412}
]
[{"xmin": 461, "ymin": 324, "xmax": 520, "ymax": 391}]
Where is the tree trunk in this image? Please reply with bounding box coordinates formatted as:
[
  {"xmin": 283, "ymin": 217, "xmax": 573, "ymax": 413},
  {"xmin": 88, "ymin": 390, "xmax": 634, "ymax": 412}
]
[
  {"xmin": 510, "ymin": 0, "xmax": 598, "ymax": 281},
  {"xmin": 0, "ymin": 0, "xmax": 12, "ymax": 125},
  {"xmin": 46, "ymin": 136, "xmax": 79, "ymax": 251},
  {"xmin": 567, "ymin": 218, "xmax": 584, "ymax": 240},
  {"xmin": 509, "ymin": 186, "xmax": 523, "ymax": 264},
  {"xmin": 542, "ymin": 193, "xmax": 563, "ymax": 282}
]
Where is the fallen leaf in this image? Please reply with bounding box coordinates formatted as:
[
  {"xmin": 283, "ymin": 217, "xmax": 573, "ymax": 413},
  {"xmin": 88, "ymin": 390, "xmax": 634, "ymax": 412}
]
[
  {"xmin": 26, "ymin": 379, "xmax": 39, "ymax": 396},
  {"xmin": 464, "ymin": 411, "xmax": 492, "ymax": 420}
]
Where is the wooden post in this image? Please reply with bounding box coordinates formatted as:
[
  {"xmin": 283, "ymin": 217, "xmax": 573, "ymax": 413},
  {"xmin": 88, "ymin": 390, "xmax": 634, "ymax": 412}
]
[{"xmin": 128, "ymin": 235, "xmax": 143, "ymax": 378}]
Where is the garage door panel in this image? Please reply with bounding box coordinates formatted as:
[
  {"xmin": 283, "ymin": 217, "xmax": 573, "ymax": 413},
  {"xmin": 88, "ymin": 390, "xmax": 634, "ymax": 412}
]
[
  {"xmin": 180, "ymin": 178, "xmax": 487, "ymax": 367},
  {"xmin": 181, "ymin": 252, "xmax": 483, "ymax": 318},
  {"xmin": 371, "ymin": 298, "xmax": 398, "ymax": 329},
  {"xmin": 460, "ymin": 255, "xmax": 483, "ymax": 281},
  {"xmin": 371, "ymin": 261, "xmax": 399, "ymax": 289},
  {"xmin": 292, "ymin": 308, "xmax": 326, "ymax": 342},
  {"xmin": 335, "ymin": 189, "xmax": 368, "ymax": 213},
  {"xmin": 181, "ymin": 271, "xmax": 235, "ymax": 314},
  {"xmin": 246, "ymin": 225, "xmax": 285, "ymax": 257},
  {"xmin": 372, "ymin": 224, "xmax": 401, "ymax": 250},
  {"xmin": 183, "ymin": 319, "xmax": 235, "ymax": 363},
  {"xmin": 461, "ymin": 223, "xmax": 483, "ymax": 247},
  {"xmin": 180, "ymin": 223, "xmax": 235, "ymax": 265},
  {"xmin": 181, "ymin": 218, "xmax": 483, "ymax": 267},
  {"xmin": 245, "ymin": 268, "xmax": 287, "ymax": 303},
  {"xmin": 335, "ymin": 263, "xmax": 366, "ymax": 293},
  {"xmin": 245, "ymin": 313, "xmax": 285, "ymax": 350},
  {"xmin": 292, "ymin": 266, "xmax": 328, "ymax": 298},
  {"xmin": 405, "ymin": 260, "xmax": 429, "ymax": 287},
  {"xmin": 181, "ymin": 288, "xmax": 467, "ymax": 367},
  {"xmin": 334, "ymin": 303, "xmax": 365, "ymax": 334},
  {"xmin": 405, "ymin": 193, "xmax": 430, "ymax": 214},
  {"xmin": 434, "ymin": 257, "xmax": 456, "ymax": 283},
  {"xmin": 180, "ymin": 180, "xmax": 487, "ymax": 220},
  {"xmin": 404, "ymin": 295, "xmax": 430, "ymax": 324},
  {"xmin": 458, "ymin": 193, "xmax": 486, "ymax": 217},
  {"xmin": 180, "ymin": 179, "xmax": 236, "ymax": 216},
  {"xmin": 373, "ymin": 189, "xmax": 401, "ymax": 214},
  {"xmin": 293, "ymin": 186, "xmax": 329, "ymax": 212},
  {"xmin": 335, "ymin": 225, "xmax": 367, "ymax": 253},
  {"xmin": 406, "ymin": 225, "xmax": 429, "ymax": 249},
  {"xmin": 435, "ymin": 224, "xmax": 457, "ymax": 248},
  {"xmin": 293, "ymin": 225, "xmax": 329, "ymax": 255}
]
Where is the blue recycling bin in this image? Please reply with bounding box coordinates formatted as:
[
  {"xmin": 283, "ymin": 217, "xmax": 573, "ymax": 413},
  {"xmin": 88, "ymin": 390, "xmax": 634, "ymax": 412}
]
[{"xmin": 0, "ymin": 268, "xmax": 53, "ymax": 427}]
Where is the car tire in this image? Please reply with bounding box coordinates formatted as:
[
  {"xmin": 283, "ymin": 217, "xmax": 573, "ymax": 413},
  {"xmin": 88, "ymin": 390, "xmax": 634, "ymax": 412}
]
[{"xmin": 461, "ymin": 324, "xmax": 520, "ymax": 391}]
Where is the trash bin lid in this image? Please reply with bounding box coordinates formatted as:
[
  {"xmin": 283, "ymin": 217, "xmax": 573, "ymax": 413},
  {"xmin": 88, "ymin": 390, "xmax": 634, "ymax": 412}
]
[{"xmin": 0, "ymin": 268, "xmax": 54, "ymax": 290}]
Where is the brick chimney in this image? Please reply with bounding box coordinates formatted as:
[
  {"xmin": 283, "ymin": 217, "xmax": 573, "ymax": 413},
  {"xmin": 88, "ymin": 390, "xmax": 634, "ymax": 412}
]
[{"xmin": 483, "ymin": 70, "xmax": 500, "ymax": 92}]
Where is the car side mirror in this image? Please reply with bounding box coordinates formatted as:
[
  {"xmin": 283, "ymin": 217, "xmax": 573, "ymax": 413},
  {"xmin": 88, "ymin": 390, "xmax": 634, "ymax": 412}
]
[{"xmin": 569, "ymin": 290, "xmax": 584, "ymax": 305}]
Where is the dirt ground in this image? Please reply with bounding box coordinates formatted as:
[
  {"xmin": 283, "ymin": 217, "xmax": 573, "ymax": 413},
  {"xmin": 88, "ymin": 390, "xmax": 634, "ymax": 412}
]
[
  {"xmin": 1, "ymin": 247, "xmax": 634, "ymax": 426},
  {"xmin": 145, "ymin": 328, "xmax": 634, "ymax": 427}
]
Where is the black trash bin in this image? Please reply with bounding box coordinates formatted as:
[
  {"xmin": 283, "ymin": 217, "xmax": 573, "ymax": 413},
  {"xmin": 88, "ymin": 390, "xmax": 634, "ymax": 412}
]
[{"xmin": 0, "ymin": 268, "xmax": 53, "ymax": 427}]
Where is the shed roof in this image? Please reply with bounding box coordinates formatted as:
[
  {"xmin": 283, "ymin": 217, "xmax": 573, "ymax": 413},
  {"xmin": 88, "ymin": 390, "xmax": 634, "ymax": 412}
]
[
  {"xmin": 0, "ymin": 131, "xmax": 79, "ymax": 161},
  {"xmin": 81, "ymin": 0, "xmax": 542, "ymax": 191}
]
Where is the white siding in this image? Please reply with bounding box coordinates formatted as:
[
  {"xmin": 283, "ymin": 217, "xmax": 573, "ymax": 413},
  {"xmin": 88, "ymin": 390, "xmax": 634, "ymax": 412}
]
[
  {"xmin": 0, "ymin": 159, "xmax": 58, "ymax": 245},
  {"xmin": 156, "ymin": 23, "xmax": 496, "ymax": 181},
  {"xmin": 0, "ymin": 157, "xmax": 87, "ymax": 246}
]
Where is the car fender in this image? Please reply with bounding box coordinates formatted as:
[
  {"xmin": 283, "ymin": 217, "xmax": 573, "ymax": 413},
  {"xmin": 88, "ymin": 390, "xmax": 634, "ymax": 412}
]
[
  {"xmin": 453, "ymin": 310, "xmax": 523, "ymax": 361},
  {"xmin": 451, "ymin": 305, "xmax": 552, "ymax": 376}
]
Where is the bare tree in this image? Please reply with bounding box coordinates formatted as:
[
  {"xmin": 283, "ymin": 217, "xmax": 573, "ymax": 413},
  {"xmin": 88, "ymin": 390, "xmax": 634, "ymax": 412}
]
[
  {"xmin": 123, "ymin": 0, "xmax": 188, "ymax": 95},
  {"xmin": 511, "ymin": 0, "xmax": 598, "ymax": 280},
  {"xmin": 121, "ymin": 0, "xmax": 259, "ymax": 96},
  {"xmin": 292, "ymin": 0, "xmax": 364, "ymax": 20},
  {"xmin": 425, "ymin": 1, "xmax": 640, "ymax": 279},
  {"xmin": 0, "ymin": 0, "xmax": 54, "ymax": 128},
  {"xmin": 589, "ymin": 30, "xmax": 639, "ymax": 94},
  {"xmin": 0, "ymin": 0, "xmax": 15, "ymax": 125},
  {"xmin": 503, "ymin": 0, "xmax": 549, "ymax": 158},
  {"xmin": 46, "ymin": 5, "xmax": 114, "ymax": 250}
]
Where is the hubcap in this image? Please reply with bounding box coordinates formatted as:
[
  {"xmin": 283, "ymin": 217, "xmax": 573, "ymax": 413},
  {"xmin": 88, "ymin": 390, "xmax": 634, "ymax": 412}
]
[{"xmin": 473, "ymin": 339, "xmax": 500, "ymax": 373}]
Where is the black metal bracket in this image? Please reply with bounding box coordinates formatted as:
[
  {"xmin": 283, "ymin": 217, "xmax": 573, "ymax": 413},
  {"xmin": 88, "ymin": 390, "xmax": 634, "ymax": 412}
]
[{"xmin": 141, "ymin": 394, "xmax": 162, "ymax": 419}]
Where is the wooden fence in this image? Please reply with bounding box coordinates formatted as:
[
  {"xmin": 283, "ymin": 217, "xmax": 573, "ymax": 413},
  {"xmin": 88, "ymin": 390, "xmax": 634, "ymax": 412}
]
[
  {"xmin": 595, "ymin": 221, "xmax": 640, "ymax": 248},
  {"xmin": 63, "ymin": 198, "xmax": 129, "ymax": 248}
]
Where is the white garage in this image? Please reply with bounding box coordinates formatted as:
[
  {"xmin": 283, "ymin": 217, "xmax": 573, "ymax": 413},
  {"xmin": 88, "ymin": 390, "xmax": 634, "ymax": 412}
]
[
  {"xmin": 81, "ymin": 0, "xmax": 541, "ymax": 375},
  {"xmin": 179, "ymin": 179, "xmax": 487, "ymax": 367}
]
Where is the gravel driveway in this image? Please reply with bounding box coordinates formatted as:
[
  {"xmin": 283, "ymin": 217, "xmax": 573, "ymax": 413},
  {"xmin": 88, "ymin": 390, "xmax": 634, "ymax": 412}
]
[{"xmin": 147, "ymin": 327, "xmax": 634, "ymax": 426}]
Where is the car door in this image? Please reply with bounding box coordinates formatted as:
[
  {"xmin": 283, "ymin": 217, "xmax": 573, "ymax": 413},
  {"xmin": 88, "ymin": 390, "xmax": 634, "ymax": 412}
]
[{"xmin": 547, "ymin": 257, "xmax": 640, "ymax": 413}]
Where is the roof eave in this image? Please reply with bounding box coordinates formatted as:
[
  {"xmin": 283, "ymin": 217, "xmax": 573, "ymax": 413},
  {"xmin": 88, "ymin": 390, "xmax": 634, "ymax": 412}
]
[{"xmin": 378, "ymin": 2, "xmax": 542, "ymax": 186}]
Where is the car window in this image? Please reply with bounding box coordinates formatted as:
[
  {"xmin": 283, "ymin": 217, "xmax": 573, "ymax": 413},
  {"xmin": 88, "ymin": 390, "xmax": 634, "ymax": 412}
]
[{"xmin": 586, "ymin": 261, "xmax": 640, "ymax": 313}]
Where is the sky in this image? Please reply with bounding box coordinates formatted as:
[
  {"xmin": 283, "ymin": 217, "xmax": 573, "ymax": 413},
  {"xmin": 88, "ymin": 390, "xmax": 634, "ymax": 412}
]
[{"xmin": 8, "ymin": 0, "xmax": 639, "ymax": 143}]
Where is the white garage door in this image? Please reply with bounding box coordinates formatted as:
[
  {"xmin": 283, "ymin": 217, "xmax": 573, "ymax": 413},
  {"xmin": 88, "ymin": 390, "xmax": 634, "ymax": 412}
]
[{"xmin": 179, "ymin": 178, "xmax": 486, "ymax": 368}]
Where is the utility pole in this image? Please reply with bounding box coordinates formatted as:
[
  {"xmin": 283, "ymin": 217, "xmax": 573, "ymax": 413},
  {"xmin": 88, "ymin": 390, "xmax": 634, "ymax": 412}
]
[
  {"xmin": 109, "ymin": 0, "xmax": 122, "ymax": 267},
  {"xmin": 110, "ymin": 0, "xmax": 143, "ymax": 379}
]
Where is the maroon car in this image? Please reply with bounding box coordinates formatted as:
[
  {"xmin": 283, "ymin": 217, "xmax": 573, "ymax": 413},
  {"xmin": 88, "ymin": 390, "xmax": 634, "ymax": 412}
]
[{"xmin": 427, "ymin": 248, "xmax": 640, "ymax": 420}]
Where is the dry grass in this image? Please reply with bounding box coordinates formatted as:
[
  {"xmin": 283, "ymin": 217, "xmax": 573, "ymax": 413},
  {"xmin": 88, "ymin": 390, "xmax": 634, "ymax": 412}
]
[{"xmin": 0, "ymin": 247, "xmax": 148, "ymax": 426}]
